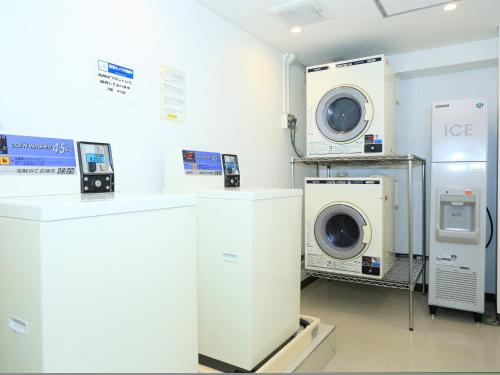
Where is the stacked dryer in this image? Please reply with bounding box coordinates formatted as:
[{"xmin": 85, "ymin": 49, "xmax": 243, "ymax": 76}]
[
  {"xmin": 305, "ymin": 176, "xmax": 395, "ymax": 279},
  {"xmin": 304, "ymin": 55, "xmax": 398, "ymax": 279},
  {"xmin": 306, "ymin": 55, "xmax": 396, "ymax": 157}
]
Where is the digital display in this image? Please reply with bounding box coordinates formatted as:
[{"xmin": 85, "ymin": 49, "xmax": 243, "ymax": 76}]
[
  {"xmin": 183, "ymin": 151, "xmax": 195, "ymax": 162},
  {"xmin": 79, "ymin": 143, "xmax": 113, "ymax": 175},
  {"xmin": 223, "ymin": 154, "xmax": 240, "ymax": 176},
  {"xmin": 86, "ymin": 153, "xmax": 105, "ymax": 164}
]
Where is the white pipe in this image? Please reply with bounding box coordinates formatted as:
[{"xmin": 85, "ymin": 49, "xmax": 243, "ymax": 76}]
[{"xmin": 282, "ymin": 53, "xmax": 296, "ymax": 114}]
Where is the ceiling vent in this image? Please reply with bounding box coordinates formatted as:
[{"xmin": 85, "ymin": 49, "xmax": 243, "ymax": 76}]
[{"xmin": 268, "ymin": 0, "xmax": 331, "ymax": 26}]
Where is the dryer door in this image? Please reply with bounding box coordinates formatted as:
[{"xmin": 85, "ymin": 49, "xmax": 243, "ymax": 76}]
[
  {"xmin": 316, "ymin": 86, "xmax": 373, "ymax": 143},
  {"xmin": 314, "ymin": 204, "xmax": 368, "ymax": 260}
]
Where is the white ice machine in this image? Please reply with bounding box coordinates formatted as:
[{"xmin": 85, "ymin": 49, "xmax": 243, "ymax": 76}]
[{"xmin": 429, "ymin": 98, "xmax": 488, "ymax": 319}]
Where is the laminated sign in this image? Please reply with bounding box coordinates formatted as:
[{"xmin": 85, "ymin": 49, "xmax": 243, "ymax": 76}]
[
  {"xmin": 160, "ymin": 66, "xmax": 186, "ymax": 123},
  {"xmin": 98, "ymin": 60, "xmax": 134, "ymax": 96},
  {"xmin": 0, "ymin": 134, "xmax": 77, "ymax": 175}
]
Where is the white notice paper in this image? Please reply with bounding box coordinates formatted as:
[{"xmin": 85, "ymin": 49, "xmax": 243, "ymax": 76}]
[{"xmin": 160, "ymin": 66, "xmax": 185, "ymax": 123}]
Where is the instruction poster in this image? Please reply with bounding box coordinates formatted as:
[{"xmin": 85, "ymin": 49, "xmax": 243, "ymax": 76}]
[
  {"xmin": 160, "ymin": 65, "xmax": 185, "ymax": 123},
  {"xmin": 0, "ymin": 134, "xmax": 77, "ymax": 175}
]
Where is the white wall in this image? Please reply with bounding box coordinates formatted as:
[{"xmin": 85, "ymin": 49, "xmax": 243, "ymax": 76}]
[
  {"xmin": 497, "ymin": 29, "xmax": 500, "ymax": 310},
  {"xmin": 0, "ymin": 0, "xmax": 296, "ymax": 193},
  {"xmin": 389, "ymin": 37, "xmax": 498, "ymax": 77}
]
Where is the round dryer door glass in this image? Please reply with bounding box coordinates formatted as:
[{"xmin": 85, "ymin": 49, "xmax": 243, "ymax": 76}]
[
  {"xmin": 316, "ymin": 86, "xmax": 371, "ymax": 143},
  {"xmin": 314, "ymin": 204, "xmax": 368, "ymax": 260}
]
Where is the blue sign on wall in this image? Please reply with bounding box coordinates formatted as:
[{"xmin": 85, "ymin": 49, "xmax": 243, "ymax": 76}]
[
  {"xmin": 0, "ymin": 134, "xmax": 77, "ymax": 175},
  {"xmin": 98, "ymin": 60, "xmax": 134, "ymax": 79}
]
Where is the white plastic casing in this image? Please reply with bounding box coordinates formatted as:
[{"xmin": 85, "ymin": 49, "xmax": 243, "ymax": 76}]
[{"xmin": 0, "ymin": 193, "xmax": 199, "ymax": 372}]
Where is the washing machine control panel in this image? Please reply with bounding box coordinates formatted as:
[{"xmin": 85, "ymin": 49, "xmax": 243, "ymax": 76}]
[
  {"xmin": 77, "ymin": 141, "xmax": 114, "ymax": 193},
  {"xmin": 222, "ymin": 154, "xmax": 240, "ymax": 188}
]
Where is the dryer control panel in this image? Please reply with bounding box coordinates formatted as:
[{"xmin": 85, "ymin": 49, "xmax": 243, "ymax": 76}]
[{"xmin": 77, "ymin": 141, "xmax": 114, "ymax": 193}]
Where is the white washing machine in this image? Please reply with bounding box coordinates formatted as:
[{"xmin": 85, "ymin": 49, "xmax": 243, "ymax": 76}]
[
  {"xmin": 305, "ymin": 176, "xmax": 395, "ymax": 279},
  {"xmin": 0, "ymin": 194, "xmax": 199, "ymax": 373},
  {"xmin": 306, "ymin": 55, "xmax": 396, "ymax": 157},
  {"xmin": 0, "ymin": 135, "xmax": 199, "ymax": 372},
  {"xmin": 164, "ymin": 148, "xmax": 302, "ymax": 372}
]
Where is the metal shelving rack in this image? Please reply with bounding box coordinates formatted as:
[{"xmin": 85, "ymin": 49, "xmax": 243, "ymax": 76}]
[{"xmin": 291, "ymin": 154, "xmax": 427, "ymax": 331}]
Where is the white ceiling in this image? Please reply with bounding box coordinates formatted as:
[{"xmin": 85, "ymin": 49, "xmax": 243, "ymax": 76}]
[{"xmin": 196, "ymin": 0, "xmax": 500, "ymax": 66}]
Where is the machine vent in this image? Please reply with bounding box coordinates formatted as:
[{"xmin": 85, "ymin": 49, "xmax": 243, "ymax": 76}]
[
  {"xmin": 435, "ymin": 268, "xmax": 478, "ymax": 305},
  {"xmin": 268, "ymin": 0, "xmax": 331, "ymax": 26}
]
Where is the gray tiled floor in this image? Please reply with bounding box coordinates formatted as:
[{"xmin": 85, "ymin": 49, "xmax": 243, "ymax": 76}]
[{"xmin": 300, "ymin": 279, "xmax": 500, "ymax": 372}]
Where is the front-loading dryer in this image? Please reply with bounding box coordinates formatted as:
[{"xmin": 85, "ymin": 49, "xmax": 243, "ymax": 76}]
[
  {"xmin": 306, "ymin": 55, "xmax": 396, "ymax": 157},
  {"xmin": 305, "ymin": 176, "xmax": 395, "ymax": 279}
]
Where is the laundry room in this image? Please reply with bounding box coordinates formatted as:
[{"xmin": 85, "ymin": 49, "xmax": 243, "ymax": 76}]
[{"xmin": 0, "ymin": 0, "xmax": 499, "ymax": 373}]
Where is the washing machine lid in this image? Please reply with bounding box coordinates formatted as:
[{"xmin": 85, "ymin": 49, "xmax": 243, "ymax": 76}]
[
  {"xmin": 314, "ymin": 204, "xmax": 368, "ymax": 260},
  {"xmin": 316, "ymin": 86, "xmax": 373, "ymax": 143},
  {"xmin": 165, "ymin": 188, "xmax": 303, "ymax": 200},
  {"xmin": 0, "ymin": 193, "xmax": 198, "ymax": 221}
]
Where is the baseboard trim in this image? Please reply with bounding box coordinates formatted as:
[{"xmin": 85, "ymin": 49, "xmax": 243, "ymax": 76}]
[
  {"xmin": 304, "ymin": 279, "xmax": 496, "ymax": 303},
  {"xmin": 486, "ymin": 292, "xmax": 497, "ymax": 303},
  {"xmin": 301, "ymin": 276, "xmax": 317, "ymax": 289}
]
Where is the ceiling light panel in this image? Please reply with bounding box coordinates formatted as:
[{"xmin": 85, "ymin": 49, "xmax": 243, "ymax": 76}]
[
  {"xmin": 375, "ymin": 0, "xmax": 460, "ymax": 17},
  {"xmin": 268, "ymin": 0, "xmax": 331, "ymax": 26}
]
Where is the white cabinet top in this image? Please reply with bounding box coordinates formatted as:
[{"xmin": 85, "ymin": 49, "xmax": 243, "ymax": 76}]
[
  {"xmin": 0, "ymin": 192, "xmax": 197, "ymax": 221},
  {"xmin": 165, "ymin": 187, "xmax": 303, "ymax": 201}
]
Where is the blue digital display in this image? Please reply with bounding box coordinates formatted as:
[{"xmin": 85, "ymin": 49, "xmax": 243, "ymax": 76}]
[{"xmin": 86, "ymin": 153, "xmax": 105, "ymax": 164}]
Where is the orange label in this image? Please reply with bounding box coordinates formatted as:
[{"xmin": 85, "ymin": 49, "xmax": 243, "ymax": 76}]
[
  {"xmin": 0, "ymin": 156, "xmax": 10, "ymax": 165},
  {"xmin": 465, "ymin": 190, "xmax": 473, "ymax": 196}
]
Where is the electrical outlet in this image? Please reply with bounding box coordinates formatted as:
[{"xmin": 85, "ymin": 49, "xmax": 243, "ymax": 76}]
[
  {"xmin": 287, "ymin": 114, "xmax": 297, "ymax": 129},
  {"xmin": 281, "ymin": 113, "xmax": 297, "ymax": 129}
]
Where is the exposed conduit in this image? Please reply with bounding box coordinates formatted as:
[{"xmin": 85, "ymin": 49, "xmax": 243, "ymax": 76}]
[{"xmin": 282, "ymin": 53, "xmax": 296, "ymax": 116}]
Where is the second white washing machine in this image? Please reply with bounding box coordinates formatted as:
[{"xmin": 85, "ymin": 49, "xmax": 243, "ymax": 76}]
[
  {"xmin": 164, "ymin": 148, "xmax": 302, "ymax": 372},
  {"xmin": 305, "ymin": 176, "xmax": 395, "ymax": 279},
  {"xmin": 306, "ymin": 55, "xmax": 396, "ymax": 157}
]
